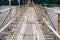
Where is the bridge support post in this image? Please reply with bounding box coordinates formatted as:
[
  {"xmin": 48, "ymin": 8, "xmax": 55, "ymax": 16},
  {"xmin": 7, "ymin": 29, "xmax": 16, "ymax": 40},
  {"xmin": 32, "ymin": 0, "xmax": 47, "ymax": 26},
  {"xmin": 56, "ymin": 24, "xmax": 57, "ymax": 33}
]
[
  {"xmin": 18, "ymin": 0, "xmax": 20, "ymax": 6},
  {"xmin": 55, "ymin": 10, "xmax": 60, "ymax": 40},
  {"xmin": 56, "ymin": 13, "xmax": 60, "ymax": 40}
]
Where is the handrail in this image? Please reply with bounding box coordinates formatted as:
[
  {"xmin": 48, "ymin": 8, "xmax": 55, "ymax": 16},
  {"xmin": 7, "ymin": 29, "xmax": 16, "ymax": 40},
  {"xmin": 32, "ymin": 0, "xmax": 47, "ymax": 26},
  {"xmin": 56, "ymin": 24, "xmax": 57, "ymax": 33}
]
[
  {"xmin": 43, "ymin": 18, "xmax": 60, "ymax": 39},
  {"xmin": 0, "ymin": 6, "xmax": 21, "ymax": 40},
  {"xmin": 39, "ymin": 7, "xmax": 60, "ymax": 39},
  {"xmin": 0, "ymin": 6, "xmax": 20, "ymax": 31},
  {"xmin": 46, "ymin": 8, "xmax": 55, "ymax": 11},
  {"xmin": 41, "ymin": 7, "xmax": 55, "ymax": 11},
  {"xmin": 0, "ymin": 18, "xmax": 15, "ymax": 32},
  {"xmin": 44, "ymin": 7, "xmax": 56, "ymax": 30},
  {"xmin": 0, "ymin": 6, "xmax": 17, "ymax": 13},
  {"xmin": 0, "ymin": 8, "xmax": 12, "ymax": 13},
  {"xmin": 36, "ymin": 6, "xmax": 60, "ymax": 39},
  {"xmin": 0, "ymin": 9, "xmax": 12, "ymax": 27},
  {"xmin": 12, "ymin": 6, "xmax": 28, "ymax": 40},
  {"xmin": 0, "ymin": 6, "xmax": 18, "ymax": 28}
]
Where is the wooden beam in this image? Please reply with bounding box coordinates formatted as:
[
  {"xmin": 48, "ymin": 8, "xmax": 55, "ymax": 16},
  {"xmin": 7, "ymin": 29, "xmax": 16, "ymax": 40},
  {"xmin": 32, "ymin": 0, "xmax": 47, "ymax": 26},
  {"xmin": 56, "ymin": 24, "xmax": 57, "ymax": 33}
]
[
  {"xmin": 54, "ymin": 9, "xmax": 60, "ymax": 40},
  {"xmin": 56, "ymin": 14, "xmax": 60, "ymax": 40},
  {"xmin": 18, "ymin": 0, "xmax": 20, "ymax": 6},
  {"xmin": 0, "ymin": 8, "xmax": 11, "ymax": 12},
  {"xmin": 9, "ymin": 0, "xmax": 11, "ymax": 8},
  {"xmin": 43, "ymin": 18, "xmax": 60, "ymax": 39},
  {"xmin": 0, "ymin": 18, "xmax": 15, "ymax": 32}
]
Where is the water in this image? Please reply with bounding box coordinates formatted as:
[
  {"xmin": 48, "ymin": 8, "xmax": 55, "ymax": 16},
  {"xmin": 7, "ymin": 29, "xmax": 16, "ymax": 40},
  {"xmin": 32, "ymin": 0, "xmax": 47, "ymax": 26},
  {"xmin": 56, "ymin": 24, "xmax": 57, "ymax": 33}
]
[
  {"xmin": 47, "ymin": 7, "xmax": 60, "ymax": 27},
  {"xmin": 0, "ymin": 6, "xmax": 16, "ymax": 28},
  {"xmin": 0, "ymin": 6, "xmax": 60, "ymax": 27}
]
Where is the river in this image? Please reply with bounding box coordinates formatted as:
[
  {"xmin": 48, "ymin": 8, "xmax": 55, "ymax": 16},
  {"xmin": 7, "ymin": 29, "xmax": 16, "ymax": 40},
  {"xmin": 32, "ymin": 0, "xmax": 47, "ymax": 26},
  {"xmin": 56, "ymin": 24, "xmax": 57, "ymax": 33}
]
[{"xmin": 0, "ymin": 6, "xmax": 60, "ymax": 28}]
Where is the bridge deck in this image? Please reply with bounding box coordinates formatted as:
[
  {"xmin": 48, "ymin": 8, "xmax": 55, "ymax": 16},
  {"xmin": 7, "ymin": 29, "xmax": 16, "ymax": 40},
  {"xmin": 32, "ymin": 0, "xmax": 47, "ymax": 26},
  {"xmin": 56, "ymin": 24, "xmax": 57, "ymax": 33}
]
[{"xmin": 17, "ymin": 7, "xmax": 45, "ymax": 40}]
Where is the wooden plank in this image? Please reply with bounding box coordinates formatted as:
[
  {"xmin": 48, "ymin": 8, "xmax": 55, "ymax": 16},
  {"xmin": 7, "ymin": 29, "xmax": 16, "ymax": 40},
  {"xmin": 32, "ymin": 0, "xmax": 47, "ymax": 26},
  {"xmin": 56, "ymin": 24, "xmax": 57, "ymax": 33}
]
[
  {"xmin": 0, "ymin": 8, "xmax": 12, "ymax": 12},
  {"xmin": 23, "ymin": 24, "xmax": 34, "ymax": 40},
  {"xmin": 35, "ymin": 23, "xmax": 45, "ymax": 40},
  {"xmin": 31, "ymin": 7, "xmax": 45, "ymax": 40}
]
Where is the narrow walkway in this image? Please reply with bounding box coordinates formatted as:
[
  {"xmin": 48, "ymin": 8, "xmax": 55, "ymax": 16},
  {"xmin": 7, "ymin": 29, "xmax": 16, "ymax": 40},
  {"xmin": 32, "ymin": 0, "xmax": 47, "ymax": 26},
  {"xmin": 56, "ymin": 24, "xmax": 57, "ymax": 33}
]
[{"xmin": 17, "ymin": 7, "xmax": 45, "ymax": 40}]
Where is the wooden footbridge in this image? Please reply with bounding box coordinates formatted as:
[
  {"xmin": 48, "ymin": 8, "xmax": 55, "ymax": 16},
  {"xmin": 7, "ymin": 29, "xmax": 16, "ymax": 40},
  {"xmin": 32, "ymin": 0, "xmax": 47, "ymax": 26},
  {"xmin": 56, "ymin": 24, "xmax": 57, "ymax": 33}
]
[{"xmin": 0, "ymin": 0, "xmax": 60, "ymax": 40}]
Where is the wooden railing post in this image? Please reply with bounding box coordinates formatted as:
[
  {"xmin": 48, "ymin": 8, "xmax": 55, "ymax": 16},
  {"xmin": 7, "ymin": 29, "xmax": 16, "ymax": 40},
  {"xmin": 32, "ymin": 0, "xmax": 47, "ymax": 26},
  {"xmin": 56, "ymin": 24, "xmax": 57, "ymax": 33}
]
[
  {"xmin": 56, "ymin": 13, "xmax": 60, "ymax": 40},
  {"xmin": 56, "ymin": 24, "xmax": 59, "ymax": 40},
  {"xmin": 18, "ymin": 0, "xmax": 20, "ymax": 6},
  {"xmin": 54, "ymin": 10, "xmax": 60, "ymax": 40},
  {"xmin": 44, "ymin": 6, "xmax": 47, "ymax": 33}
]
